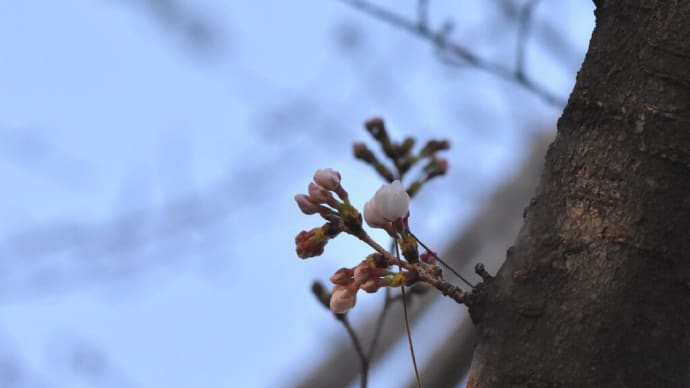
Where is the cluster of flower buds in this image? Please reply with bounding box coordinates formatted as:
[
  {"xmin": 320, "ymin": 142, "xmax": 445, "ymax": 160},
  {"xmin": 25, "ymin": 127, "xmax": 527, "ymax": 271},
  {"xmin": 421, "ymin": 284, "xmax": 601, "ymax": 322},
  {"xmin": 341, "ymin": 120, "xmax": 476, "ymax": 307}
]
[
  {"xmin": 353, "ymin": 118, "xmax": 450, "ymax": 199},
  {"xmin": 328, "ymin": 254, "xmax": 418, "ymax": 313},
  {"xmin": 294, "ymin": 168, "xmax": 362, "ymax": 259},
  {"xmin": 294, "ymin": 168, "xmax": 348, "ymax": 215},
  {"xmin": 294, "ymin": 170, "xmax": 426, "ymax": 312},
  {"xmin": 295, "ymin": 118, "xmax": 453, "ymax": 315}
]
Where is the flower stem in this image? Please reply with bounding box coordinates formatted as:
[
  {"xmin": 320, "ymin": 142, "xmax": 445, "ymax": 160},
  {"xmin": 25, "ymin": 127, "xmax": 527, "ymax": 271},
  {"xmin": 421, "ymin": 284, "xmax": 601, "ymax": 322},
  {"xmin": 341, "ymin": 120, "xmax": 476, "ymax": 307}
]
[
  {"xmin": 335, "ymin": 313, "xmax": 369, "ymax": 388},
  {"xmin": 408, "ymin": 231, "xmax": 475, "ymax": 289},
  {"xmin": 394, "ymin": 238, "xmax": 421, "ymax": 388}
]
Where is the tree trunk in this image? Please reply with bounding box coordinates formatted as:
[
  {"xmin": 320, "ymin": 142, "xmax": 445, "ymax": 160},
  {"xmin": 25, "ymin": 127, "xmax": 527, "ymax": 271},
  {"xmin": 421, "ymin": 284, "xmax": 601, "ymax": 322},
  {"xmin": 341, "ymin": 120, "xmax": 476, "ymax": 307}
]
[{"xmin": 468, "ymin": 2, "xmax": 690, "ymax": 387}]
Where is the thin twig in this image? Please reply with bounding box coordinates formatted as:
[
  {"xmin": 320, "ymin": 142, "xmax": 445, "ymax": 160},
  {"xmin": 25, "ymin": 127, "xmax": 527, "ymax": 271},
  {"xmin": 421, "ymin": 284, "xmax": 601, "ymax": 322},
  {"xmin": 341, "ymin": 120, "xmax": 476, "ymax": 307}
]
[
  {"xmin": 394, "ymin": 238, "xmax": 422, "ymax": 388},
  {"xmin": 515, "ymin": 0, "xmax": 542, "ymax": 79},
  {"xmin": 336, "ymin": 314, "xmax": 369, "ymax": 388},
  {"xmin": 336, "ymin": 0, "xmax": 565, "ymax": 107},
  {"xmin": 342, "ymin": 223, "xmax": 467, "ymax": 305},
  {"xmin": 417, "ymin": 0, "xmax": 429, "ymax": 31},
  {"xmin": 367, "ymin": 287, "xmax": 392, "ymax": 359},
  {"xmin": 408, "ymin": 231, "xmax": 475, "ymax": 289}
]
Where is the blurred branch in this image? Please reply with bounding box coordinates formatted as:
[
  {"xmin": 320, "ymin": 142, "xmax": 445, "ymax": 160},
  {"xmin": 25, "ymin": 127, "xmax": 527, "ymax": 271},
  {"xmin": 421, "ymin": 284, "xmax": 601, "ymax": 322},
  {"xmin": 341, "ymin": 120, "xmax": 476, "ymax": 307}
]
[
  {"xmin": 416, "ymin": 0, "xmax": 429, "ymax": 30},
  {"xmin": 121, "ymin": 0, "xmax": 226, "ymax": 54},
  {"xmin": 515, "ymin": 0, "xmax": 542, "ymax": 79},
  {"xmin": 367, "ymin": 287, "xmax": 393, "ymax": 359},
  {"xmin": 336, "ymin": 0, "xmax": 566, "ymax": 107},
  {"xmin": 0, "ymin": 129, "xmax": 95, "ymax": 190},
  {"xmin": 0, "ymin": 139, "xmax": 303, "ymax": 296},
  {"xmin": 498, "ymin": 0, "xmax": 583, "ymax": 70},
  {"xmin": 335, "ymin": 314, "xmax": 369, "ymax": 388},
  {"xmin": 65, "ymin": 340, "xmax": 143, "ymax": 388}
]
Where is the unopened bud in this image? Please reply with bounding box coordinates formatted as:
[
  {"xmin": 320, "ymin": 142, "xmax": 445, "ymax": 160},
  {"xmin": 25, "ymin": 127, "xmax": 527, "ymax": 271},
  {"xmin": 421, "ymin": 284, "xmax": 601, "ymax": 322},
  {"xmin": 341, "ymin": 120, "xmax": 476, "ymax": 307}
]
[
  {"xmin": 424, "ymin": 157, "xmax": 449, "ymax": 180},
  {"xmin": 360, "ymin": 278, "xmax": 387, "ymax": 293},
  {"xmin": 313, "ymin": 168, "xmax": 341, "ymax": 191},
  {"xmin": 353, "ymin": 142, "xmax": 376, "ymax": 163},
  {"xmin": 399, "ymin": 137, "xmax": 415, "ymax": 155},
  {"xmin": 330, "ymin": 284, "xmax": 358, "ymax": 314},
  {"xmin": 294, "ymin": 194, "xmax": 321, "ymax": 215},
  {"xmin": 311, "ymin": 281, "xmax": 331, "ymax": 309},
  {"xmin": 308, "ymin": 182, "xmax": 337, "ymax": 207},
  {"xmin": 364, "ymin": 118, "xmax": 388, "ymax": 143},
  {"xmin": 295, "ymin": 227, "xmax": 328, "ymax": 258},
  {"xmin": 330, "ymin": 268, "xmax": 354, "ymax": 285},
  {"xmin": 353, "ymin": 264, "xmax": 373, "ymax": 284},
  {"xmin": 419, "ymin": 139, "xmax": 451, "ymax": 157},
  {"xmin": 420, "ymin": 250, "xmax": 437, "ymax": 264}
]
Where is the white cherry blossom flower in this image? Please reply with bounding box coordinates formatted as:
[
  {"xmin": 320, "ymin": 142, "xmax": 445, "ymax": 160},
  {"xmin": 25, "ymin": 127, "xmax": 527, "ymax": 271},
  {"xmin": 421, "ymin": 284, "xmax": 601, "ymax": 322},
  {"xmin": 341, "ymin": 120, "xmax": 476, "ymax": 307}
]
[
  {"xmin": 372, "ymin": 180, "xmax": 409, "ymax": 221},
  {"xmin": 363, "ymin": 198, "xmax": 388, "ymax": 229}
]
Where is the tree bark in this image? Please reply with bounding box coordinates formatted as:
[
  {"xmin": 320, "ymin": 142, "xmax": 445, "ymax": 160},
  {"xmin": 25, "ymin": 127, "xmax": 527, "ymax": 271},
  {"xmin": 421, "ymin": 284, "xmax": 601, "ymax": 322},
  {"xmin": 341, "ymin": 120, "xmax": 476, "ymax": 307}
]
[{"xmin": 468, "ymin": 2, "xmax": 690, "ymax": 387}]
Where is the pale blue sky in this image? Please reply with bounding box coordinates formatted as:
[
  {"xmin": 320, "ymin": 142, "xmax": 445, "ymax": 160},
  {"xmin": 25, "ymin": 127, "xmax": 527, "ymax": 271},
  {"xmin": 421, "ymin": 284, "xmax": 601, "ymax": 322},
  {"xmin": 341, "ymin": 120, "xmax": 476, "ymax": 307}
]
[{"xmin": 0, "ymin": 1, "xmax": 594, "ymax": 387}]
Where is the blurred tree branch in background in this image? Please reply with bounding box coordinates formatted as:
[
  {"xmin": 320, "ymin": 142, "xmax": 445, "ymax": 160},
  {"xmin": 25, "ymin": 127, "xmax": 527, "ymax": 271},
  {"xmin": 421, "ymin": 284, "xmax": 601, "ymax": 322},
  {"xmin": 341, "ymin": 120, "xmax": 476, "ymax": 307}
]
[
  {"xmin": 337, "ymin": 0, "xmax": 568, "ymax": 107},
  {"xmin": 122, "ymin": 0, "xmax": 226, "ymax": 54}
]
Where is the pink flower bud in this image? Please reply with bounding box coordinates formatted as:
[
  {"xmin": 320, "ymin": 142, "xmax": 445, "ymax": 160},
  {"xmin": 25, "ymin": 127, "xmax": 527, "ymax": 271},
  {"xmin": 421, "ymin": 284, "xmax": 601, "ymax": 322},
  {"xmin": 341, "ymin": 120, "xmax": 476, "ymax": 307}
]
[
  {"xmin": 353, "ymin": 264, "xmax": 372, "ymax": 284},
  {"xmin": 424, "ymin": 157, "xmax": 449, "ymax": 179},
  {"xmin": 352, "ymin": 142, "xmax": 375, "ymax": 163},
  {"xmin": 330, "ymin": 267, "xmax": 354, "ymax": 285},
  {"xmin": 295, "ymin": 227, "xmax": 328, "ymax": 258},
  {"xmin": 372, "ymin": 180, "xmax": 409, "ymax": 222},
  {"xmin": 330, "ymin": 284, "xmax": 357, "ymax": 314},
  {"xmin": 352, "ymin": 142, "xmax": 366, "ymax": 155},
  {"xmin": 308, "ymin": 182, "xmax": 336, "ymax": 206},
  {"xmin": 360, "ymin": 278, "xmax": 386, "ymax": 293},
  {"xmin": 420, "ymin": 250, "xmax": 437, "ymax": 265},
  {"xmin": 294, "ymin": 194, "xmax": 321, "ymax": 215},
  {"xmin": 313, "ymin": 168, "xmax": 341, "ymax": 191},
  {"xmin": 420, "ymin": 139, "xmax": 451, "ymax": 157},
  {"xmin": 436, "ymin": 157, "xmax": 449, "ymax": 173}
]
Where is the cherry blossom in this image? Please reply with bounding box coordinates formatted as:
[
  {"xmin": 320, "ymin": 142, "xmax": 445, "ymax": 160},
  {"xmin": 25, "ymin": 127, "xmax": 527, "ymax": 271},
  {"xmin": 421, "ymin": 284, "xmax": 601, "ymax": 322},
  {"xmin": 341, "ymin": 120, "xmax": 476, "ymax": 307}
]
[{"xmin": 364, "ymin": 180, "xmax": 410, "ymax": 230}]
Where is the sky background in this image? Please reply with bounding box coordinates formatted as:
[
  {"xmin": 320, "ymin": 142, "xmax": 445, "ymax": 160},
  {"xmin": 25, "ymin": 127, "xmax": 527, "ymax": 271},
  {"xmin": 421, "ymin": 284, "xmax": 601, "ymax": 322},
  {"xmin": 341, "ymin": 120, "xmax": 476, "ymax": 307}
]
[{"xmin": 0, "ymin": 1, "xmax": 594, "ymax": 387}]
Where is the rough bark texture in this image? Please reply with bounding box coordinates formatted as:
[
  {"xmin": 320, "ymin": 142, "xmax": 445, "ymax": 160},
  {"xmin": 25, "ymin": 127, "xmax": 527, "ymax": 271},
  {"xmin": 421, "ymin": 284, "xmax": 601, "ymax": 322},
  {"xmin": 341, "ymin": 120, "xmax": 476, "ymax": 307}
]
[
  {"xmin": 468, "ymin": 2, "xmax": 690, "ymax": 387},
  {"xmin": 403, "ymin": 133, "xmax": 552, "ymax": 388}
]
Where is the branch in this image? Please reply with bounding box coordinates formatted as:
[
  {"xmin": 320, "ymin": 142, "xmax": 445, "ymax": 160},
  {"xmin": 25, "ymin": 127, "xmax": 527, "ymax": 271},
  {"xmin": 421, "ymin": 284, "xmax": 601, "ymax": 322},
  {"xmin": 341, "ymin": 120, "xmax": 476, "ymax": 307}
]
[
  {"xmin": 336, "ymin": 0, "xmax": 566, "ymax": 107},
  {"xmin": 335, "ymin": 314, "xmax": 369, "ymax": 388},
  {"xmin": 348, "ymin": 226, "xmax": 469, "ymax": 305},
  {"xmin": 515, "ymin": 0, "xmax": 542, "ymax": 79}
]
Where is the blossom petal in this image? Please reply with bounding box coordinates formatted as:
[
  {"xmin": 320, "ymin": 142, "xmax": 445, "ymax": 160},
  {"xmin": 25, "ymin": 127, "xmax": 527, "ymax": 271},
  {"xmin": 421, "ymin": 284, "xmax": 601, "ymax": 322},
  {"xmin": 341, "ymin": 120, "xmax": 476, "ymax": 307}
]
[{"xmin": 373, "ymin": 180, "xmax": 409, "ymax": 221}]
